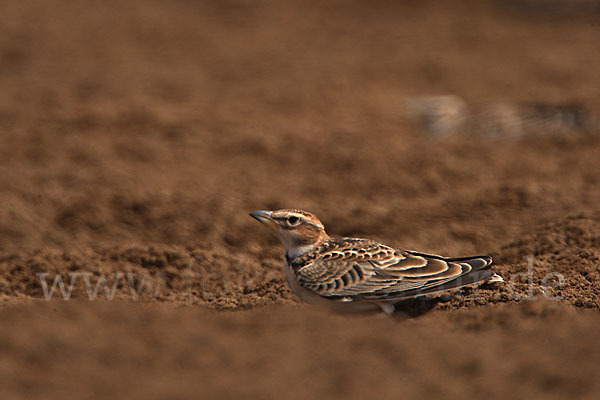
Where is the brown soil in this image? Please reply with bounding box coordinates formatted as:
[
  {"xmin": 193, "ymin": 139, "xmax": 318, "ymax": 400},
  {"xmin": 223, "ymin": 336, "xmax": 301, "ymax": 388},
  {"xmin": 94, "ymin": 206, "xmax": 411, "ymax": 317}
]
[{"xmin": 1, "ymin": 0, "xmax": 599, "ymax": 398}]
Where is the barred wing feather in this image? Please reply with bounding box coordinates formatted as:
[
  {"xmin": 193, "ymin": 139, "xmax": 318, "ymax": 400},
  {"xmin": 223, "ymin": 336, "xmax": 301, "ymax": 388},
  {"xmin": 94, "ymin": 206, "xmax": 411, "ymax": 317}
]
[{"xmin": 296, "ymin": 242, "xmax": 493, "ymax": 301}]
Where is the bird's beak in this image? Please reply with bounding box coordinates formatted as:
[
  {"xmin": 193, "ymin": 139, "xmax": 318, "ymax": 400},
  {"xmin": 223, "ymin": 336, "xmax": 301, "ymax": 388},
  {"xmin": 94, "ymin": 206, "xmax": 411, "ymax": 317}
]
[{"xmin": 249, "ymin": 210, "xmax": 276, "ymax": 230}]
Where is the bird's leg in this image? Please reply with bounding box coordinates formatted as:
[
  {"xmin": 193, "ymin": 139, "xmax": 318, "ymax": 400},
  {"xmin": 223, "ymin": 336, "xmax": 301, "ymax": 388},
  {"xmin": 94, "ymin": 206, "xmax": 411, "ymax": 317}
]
[{"xmin": 377, "ymin": 302, "xmax": 395, "ymax": 316}]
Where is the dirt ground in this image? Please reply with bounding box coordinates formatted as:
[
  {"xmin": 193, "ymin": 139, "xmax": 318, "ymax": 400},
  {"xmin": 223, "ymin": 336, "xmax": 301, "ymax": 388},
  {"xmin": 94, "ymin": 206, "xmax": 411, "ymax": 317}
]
[{"xmin": 1, "ymin": 0, "xmax": 599, "ymax": 399}]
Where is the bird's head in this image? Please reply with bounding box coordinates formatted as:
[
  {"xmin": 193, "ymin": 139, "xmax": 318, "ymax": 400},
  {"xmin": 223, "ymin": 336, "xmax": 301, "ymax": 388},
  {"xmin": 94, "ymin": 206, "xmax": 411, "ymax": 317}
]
[{"xmin": 249, "ymin": 209, "xmax": 329, "ymax": 258}]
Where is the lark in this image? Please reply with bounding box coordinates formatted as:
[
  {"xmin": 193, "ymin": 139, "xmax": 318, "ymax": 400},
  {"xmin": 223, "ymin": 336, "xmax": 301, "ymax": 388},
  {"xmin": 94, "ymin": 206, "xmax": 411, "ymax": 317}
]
[{"xmin": 250, "ymin": 209, "xmax": 502, "ymax": 316}]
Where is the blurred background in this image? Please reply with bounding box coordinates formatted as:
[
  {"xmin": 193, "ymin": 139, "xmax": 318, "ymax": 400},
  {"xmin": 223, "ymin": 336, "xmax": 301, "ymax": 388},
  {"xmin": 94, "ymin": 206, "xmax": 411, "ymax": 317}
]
[
  {"xmin": 0, "ymin": 0, "xmax": 599, "ymax": 399},
  {"xmin": 1, "ymin": 0, "xmax": 599, "ymax": 254}
]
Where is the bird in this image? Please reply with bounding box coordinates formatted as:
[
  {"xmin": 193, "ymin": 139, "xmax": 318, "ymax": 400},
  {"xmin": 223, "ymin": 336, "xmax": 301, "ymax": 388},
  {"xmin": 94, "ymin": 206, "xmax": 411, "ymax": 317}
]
[{"xmin": 250, "ymin": 209, "xmax": 502, "ymax": 316}]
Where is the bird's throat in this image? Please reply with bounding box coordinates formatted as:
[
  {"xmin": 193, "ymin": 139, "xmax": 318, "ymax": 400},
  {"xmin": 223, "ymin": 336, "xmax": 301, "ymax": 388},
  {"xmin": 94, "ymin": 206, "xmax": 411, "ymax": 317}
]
[{"xmin": 285, "ymin": 243, "xmax": 317, "ymax": 259}]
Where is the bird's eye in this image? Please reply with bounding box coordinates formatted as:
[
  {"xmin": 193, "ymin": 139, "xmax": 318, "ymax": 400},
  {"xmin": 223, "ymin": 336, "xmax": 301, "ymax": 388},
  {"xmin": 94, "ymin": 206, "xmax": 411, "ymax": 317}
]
[{"xmin": 287, "ymin": 216, "xmax": 299, "ymax": 225}]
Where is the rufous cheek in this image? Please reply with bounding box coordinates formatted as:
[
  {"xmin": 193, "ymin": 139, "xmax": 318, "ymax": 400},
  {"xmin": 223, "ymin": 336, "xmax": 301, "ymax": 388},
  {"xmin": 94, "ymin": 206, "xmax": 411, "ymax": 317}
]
[{"xmin": 296, "ymin": 226, "xmax": 322, "ymax": 246}]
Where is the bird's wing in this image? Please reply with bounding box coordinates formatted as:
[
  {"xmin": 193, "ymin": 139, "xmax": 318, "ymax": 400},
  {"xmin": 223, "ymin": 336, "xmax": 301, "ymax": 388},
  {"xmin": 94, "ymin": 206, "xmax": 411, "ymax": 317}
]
[{"xmin": 296, "ymin": 240, "xmax": 492, "ymax": 301}]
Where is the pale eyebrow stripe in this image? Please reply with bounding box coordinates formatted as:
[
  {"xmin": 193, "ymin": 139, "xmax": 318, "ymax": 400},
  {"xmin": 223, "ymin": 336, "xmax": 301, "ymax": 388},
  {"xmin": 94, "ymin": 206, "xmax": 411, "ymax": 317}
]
[{"xmin": 304, "ymin": 220, "xmax": 323, "ymax": 229}]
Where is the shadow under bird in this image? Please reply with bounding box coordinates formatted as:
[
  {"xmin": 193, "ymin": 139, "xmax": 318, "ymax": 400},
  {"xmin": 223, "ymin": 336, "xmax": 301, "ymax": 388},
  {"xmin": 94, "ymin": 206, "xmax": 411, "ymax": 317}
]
[{"xmin": 250, "ymin": 209, "xmax": 502, "ymax": 316}]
